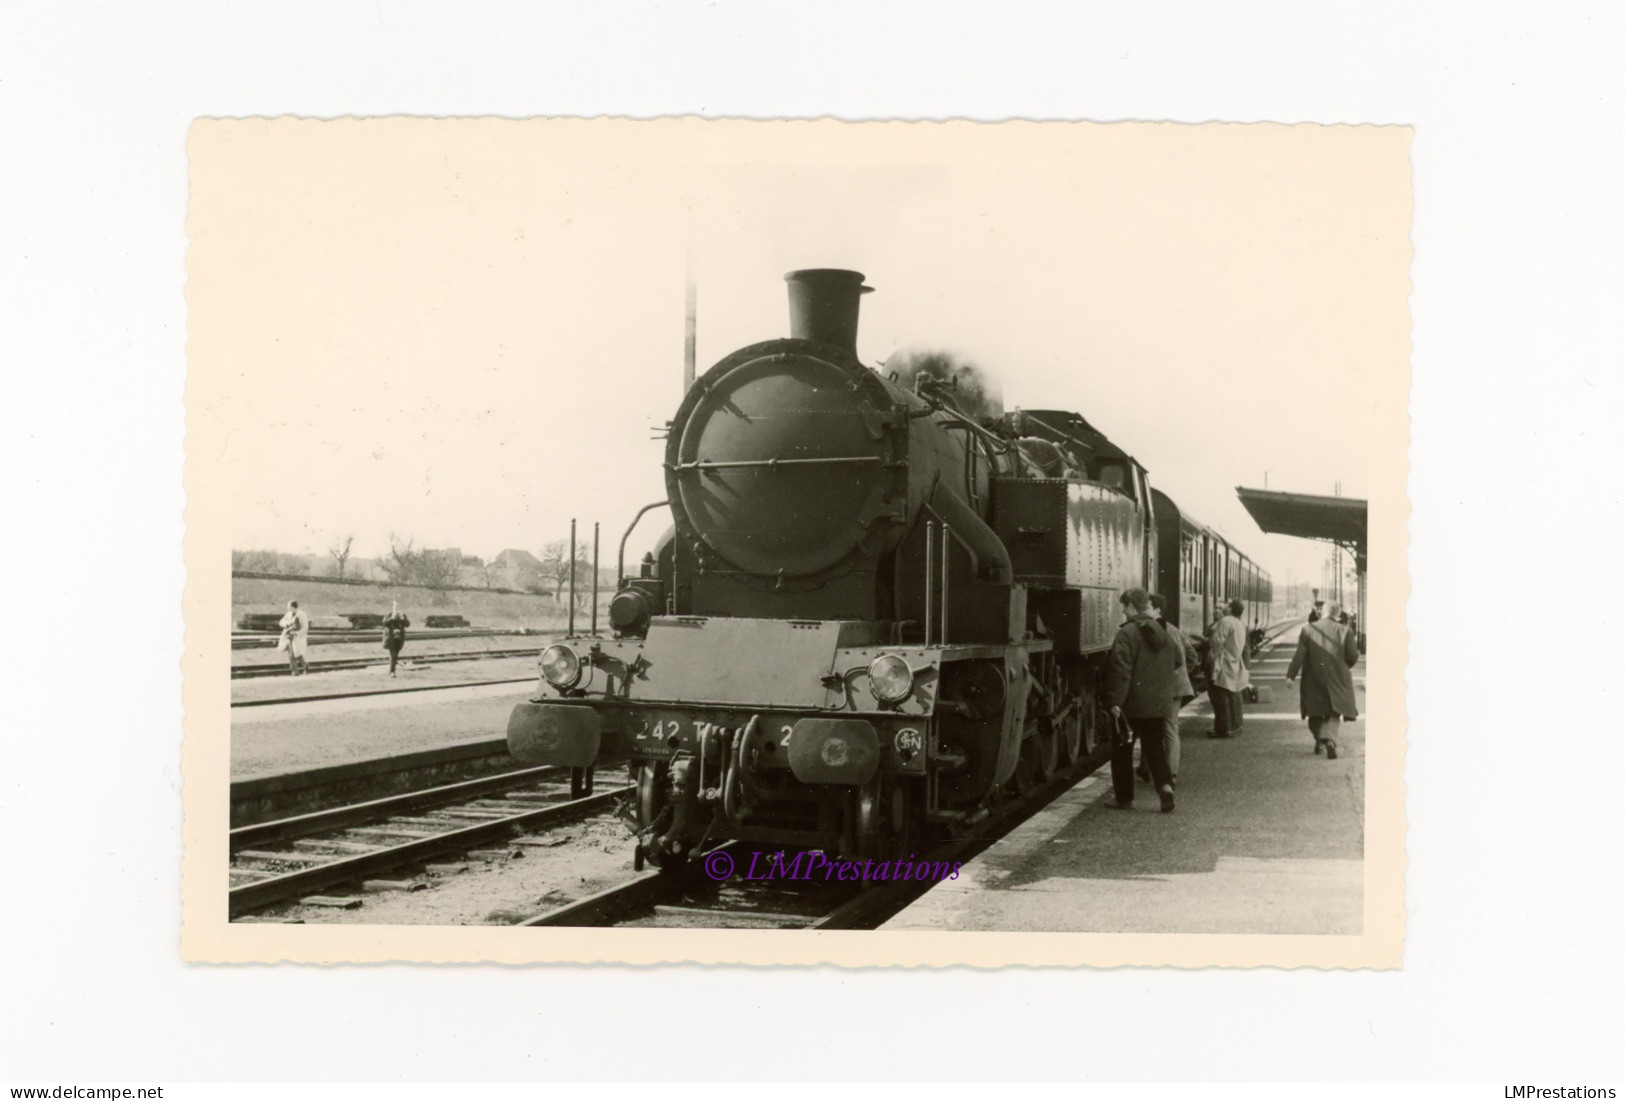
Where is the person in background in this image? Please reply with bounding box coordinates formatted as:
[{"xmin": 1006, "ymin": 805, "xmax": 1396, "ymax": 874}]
[
  {"xmin": 278, "ymin": 600, "xmax": 309, "ymax": 676},
  {"xmin": 1286, "ymin": 599, "xmax": 1361, "ymax": 759},
  {"xmin": 1205, "ymin": 599, "xmax": 1250, "ymax": 738},
  {"xmin": 1107, "ymin": 588, "xmax": 1179, "ymax": 813},
  {"xmin": 1138, "ymin": 594, "xmax": 1196, "ymax": 788},
  {"xmin": 382, "ymin": 601, "xmax": 411, "ymax": 676}
]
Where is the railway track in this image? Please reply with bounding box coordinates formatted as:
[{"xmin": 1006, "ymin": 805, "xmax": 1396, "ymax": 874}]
[
  {"xmin": 231, "ymin": 645, "xmax": 544, "ymax": 679},
  {"xmin": 230, "ymin": 623, "xmax": 1307, "ymax": 927},
  {"xmin": 514, "ymin": 749, "xmax": 1113, "ymax": 931},
  {"xmin": 231, "ymin": 627, "xmax": 526, "ymax": 651},
  {"xmin": 229, "ymin": 764, "xmax": 629, "ymax": 919}
]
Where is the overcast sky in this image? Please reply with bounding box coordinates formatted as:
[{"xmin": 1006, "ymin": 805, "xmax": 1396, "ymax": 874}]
[{"xmin": 191, "ymin": 119, "xmax": 1409, "ymax": 591}]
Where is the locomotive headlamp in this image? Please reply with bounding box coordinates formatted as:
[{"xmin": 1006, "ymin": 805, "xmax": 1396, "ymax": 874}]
[
  {"xmin": 540, "ymin": 644, "xmax": 583, "ymax": 689},
  {"xmin": 867, "ymin": 653, "xmax": 915, "ymax": 704}
]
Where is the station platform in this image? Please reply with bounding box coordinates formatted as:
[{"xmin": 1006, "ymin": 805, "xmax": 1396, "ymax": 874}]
[
  {"xmin": 885, "ymin": 625, "xmax": 1368, "ymax": 935},
  {"xmin": 230, "ymin": 682, "xmax": 535, "ymax": 779}
]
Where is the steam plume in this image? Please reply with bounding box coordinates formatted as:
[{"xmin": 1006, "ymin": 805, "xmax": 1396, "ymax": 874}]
[{"xmin": 883, "ymin": 346, "xmax": 1004, "ymax": 422}]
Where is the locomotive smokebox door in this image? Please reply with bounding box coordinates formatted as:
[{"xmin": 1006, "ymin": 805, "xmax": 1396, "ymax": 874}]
[
  {"xmin": 787, "ymin": 718, "xmax": 881, "ymax": 786},
  {"xmin": 507, "ymin": 702, "xmax": 601, "ymax": 768}
]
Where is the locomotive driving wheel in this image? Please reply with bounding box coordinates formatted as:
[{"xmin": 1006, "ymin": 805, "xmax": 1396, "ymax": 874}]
[
  {"xmin": 1010, "ymin": 683, "xmax": 1059, "ymax": 794},
  {"xmin": 1077, "ymin": 680, "xmax": 1103, "ymax": 758},
  {"xmin": 632, "ymin": 761, "xmax": 689, "ymax": 874},
  {"xmin": 1026, "ymin": 717, "xmax": 1059, "ymax": 783},
  {"xmin": 854, "ymin": 777, "xmax": 916, "ymax": 868},
  {"xmin": 1056, "ymin": 668, "xmax": 1085, "ymax": 765}
]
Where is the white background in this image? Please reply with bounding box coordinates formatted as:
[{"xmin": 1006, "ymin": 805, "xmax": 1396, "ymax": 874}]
[{"xmin": 4, "ymin": 0, "xmax": 1622, "ymax": 1085}]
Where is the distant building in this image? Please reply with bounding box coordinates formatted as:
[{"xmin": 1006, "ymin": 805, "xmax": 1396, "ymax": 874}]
[
  {"xmin": 490, "ymin": 548, "xmax": 546, "ymax": 592},
  {"xmin": 492, "ymin": 548, "xmax": 543, "ymax": 571}
]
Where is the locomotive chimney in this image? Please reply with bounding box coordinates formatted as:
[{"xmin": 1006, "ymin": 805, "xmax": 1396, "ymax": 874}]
[{"xmin": 784, "ymin": 268, "xmax": 872, "ymax": 355}]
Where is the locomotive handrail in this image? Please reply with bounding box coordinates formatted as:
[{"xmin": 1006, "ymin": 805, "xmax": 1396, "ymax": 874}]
[
  {"xmin": 915, "ymin": 385, "xmax": 1015, "ymax": 454},
  {"xmin": 667, "ymin": 455, "xmax": 885, "ymax": 472},
  {"xmin": 616, "ymin": 500, "xmax": 671, "ymax": 582}
]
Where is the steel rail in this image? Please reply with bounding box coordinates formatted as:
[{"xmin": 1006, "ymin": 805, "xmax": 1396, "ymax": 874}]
[
  {"xmin": 232, "ymin": 646, "xmax": 544, "ymax": 679},
  {"xmin": 514, "ymin": 842, "xmax": 742, "ymax": 927},
  {"xmin": 230, "ymin": 765, "xmax": 569, "ymax": 852},
  {"xmin": 230, "ymin": 627, "xmax": 519, "ymax": 651},
  {"xmin": 516, "ymin": 746, "xmax": 1114, "ymax": 931},
  {"xmin": 229, "ymin": 785, "xmax": 629, "ymax": 919}
]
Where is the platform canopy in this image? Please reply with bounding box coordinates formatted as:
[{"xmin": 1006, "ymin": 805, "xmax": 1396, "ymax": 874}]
[{"xmin": 1235, "ymin": 487, "xmax": 1367, "ymax": 558}]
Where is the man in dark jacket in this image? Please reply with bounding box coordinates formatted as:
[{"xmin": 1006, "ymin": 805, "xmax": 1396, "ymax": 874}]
[
  {"xmin": 1107, "ymin": 587, "xmax": 1180, "ymax": 812},
  {"xmin": 382, "ymin": 602, "xmax": 411, "ymax": 676}
]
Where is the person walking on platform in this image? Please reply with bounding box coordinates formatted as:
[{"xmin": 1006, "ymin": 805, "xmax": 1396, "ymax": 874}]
[
  {"xmin": 1205, "ymin": 599, "xmax": 1250, "ymax": 738},
  {"xmin": 277, "ymin": 600, "xmax": 309, "ymax": 676},
  {"xmin": 1286, "ymin": 600, "xmax": 1361, "ymax": 759},
  {"xmin": 1107, "ymin": 588, "xmax": 1179, "ymax": 813},
  {"xmin": 382, "ymin": 601, "xmax": 411, "ymax": 676},
  {"xmin": 1138, "ymin": 593, "xmax": 1196, "ymax": 788}
]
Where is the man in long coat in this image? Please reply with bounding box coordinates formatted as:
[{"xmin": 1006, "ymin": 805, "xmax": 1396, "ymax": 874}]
[
  {"xmin": 1107, "ymin": 588, "xmax": 1180, "ymax": 813},
  {"xmin": 1206, "ymin": 600, "xmax": 1250, "ymax": 738},
  {"xmin": 1285, "ymin": 600, "xmax": 1361, "ymax": 759},
  {"xmin": 1141, "ymin": 593, "xmax": 1197, "ymax": 787},
  {"xmin": 277, "ymin": 600, "xmax": 309, "ymax": 676}
]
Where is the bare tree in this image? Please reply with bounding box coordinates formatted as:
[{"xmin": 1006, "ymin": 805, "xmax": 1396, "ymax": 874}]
[
  {"xmin": 539, "ymin": 540, "xmax": 593, "ymax": 605},
  {"xmin": 414, "ymin": 548, "xmax": 463, "ymax": 594},
  {"xmin": 327, "ymin": 534, "xmax": 355, "ymax": 580},
  {"xmin": 377, "ymin": 535, "xmax": 421, "ymax": 586},
  {"xmin": 378, "ymin": 535, "xmax": 462, "ymax": 601}
]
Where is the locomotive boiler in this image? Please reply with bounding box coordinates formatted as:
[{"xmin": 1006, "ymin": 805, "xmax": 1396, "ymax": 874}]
[{"xmin": 508, "ymin": 270, "xmax": 1184, "ymax": 867}]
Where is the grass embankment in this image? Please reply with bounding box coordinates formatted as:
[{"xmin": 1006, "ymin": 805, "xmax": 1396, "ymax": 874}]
[{"xmin": 233, "ymin": 575, "xmax": 612, "ymax": 632}]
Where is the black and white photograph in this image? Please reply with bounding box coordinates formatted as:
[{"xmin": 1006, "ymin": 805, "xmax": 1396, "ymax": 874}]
[
  {"xmin": 12, "ymin": 2, "xmax": 1625, "ymax": 1090},
  {"xmin": 184, "ymin": 118, "xmax": 1408, "ymax": 965}
]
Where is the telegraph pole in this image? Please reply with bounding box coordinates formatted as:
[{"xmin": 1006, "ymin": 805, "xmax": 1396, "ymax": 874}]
[{"xmin": 682, "ymin": 250, "xmax": 697, "ymax": 394}]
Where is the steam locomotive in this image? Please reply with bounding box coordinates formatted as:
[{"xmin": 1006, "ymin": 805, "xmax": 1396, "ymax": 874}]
[{"xmin": 507, "ymin": 270, "xmax": 1270, "ymax": 868}]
